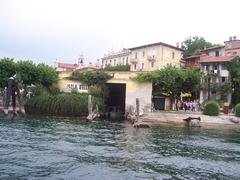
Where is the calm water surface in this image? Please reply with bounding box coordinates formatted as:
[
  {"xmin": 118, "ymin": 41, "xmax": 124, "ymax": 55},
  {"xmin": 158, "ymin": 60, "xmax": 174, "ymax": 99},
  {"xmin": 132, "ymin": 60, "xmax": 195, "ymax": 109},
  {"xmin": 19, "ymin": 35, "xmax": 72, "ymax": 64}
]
[{"xmin": 0, "ymin": 115, "xmax": 240, "ymax": 179}]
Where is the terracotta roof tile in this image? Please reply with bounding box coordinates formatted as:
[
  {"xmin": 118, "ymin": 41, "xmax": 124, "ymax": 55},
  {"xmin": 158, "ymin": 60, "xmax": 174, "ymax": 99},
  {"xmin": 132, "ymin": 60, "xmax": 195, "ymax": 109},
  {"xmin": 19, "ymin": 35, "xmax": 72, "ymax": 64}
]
[
  {"xmin": 183, "ymin": 55, "xmax": 201, "ymax": 60},
  {"xmin": 199, "ymin": 55, "xmax": 237, "ymax": 63},
  {"xmin": 200, "ymin": 45, "xmax": 225, "ymax": 52},
  {"xmin": 58, "ymin": 63, "xmax": 79, "ymax": 69},
  {"xmin": 129, "ymin": 42, "xmax": 184, "ymax": 51}
]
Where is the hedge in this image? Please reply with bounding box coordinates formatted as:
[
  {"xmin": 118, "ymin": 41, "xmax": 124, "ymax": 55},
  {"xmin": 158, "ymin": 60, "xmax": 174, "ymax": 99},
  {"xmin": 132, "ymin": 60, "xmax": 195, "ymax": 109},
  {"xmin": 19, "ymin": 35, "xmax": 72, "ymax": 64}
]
[
  {"xmin": 25, "ymin": 93, "xmax": 105, "ymax": 116},
  {"xmin": 235, "ymin": 103, "xmax": 240, "ymax": 117},
  {"xmin": 104, "ymin": 64, "xmax": 130, "ymax": 71},
  {"xmin": 203, "ymin": 101, "xmax": 220, "ymax": 116}
]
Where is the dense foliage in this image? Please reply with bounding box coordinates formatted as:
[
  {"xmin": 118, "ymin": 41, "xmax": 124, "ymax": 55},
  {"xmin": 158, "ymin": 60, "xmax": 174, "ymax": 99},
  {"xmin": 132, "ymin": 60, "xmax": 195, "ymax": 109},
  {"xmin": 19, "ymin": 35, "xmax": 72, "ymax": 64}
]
[
  {"xmin": 70, "ymin": 70, "xmax": 112, "ymax": 87},
  {"xmin": 0, "ymin": 58, "xmax": 58, "ymax": 88},
  {"xmin": 207, "ymin": 82, "xmax": 231, "ymax": 103},
  {"xmin": 131, "ymin": 72, "xmax": 154, "ymax": 82},
  {"xmin": 133, "ymin": 64, "xmax": 200, "ymax": 108},
  {"xmin": 234, "ymin": 103, "xmax": 240, "ymax": 117},
  {"xmin": 182, "ymin": 36, "xmax": 213, "ymax": 58},
  {"xmin": 25, "ymin": 93, "xmax": 105, "ymax": 116},
  {"xmin": 104, "ymin": 64, "xmax": 130, "ymax": 71},
  {"xmin": 225, "ymin": 57, "xmax": 240, "ymax": 105},
  {"xmin": 0, "ymin": 58, "xmax": 16, "ymax": 88},
  {"xmin": 203, "ymin": 101, "xmax": 220, "ymax": 116},
  {"xmin": 219, "ymin": 82, "xmax": 231, "ymax": 102}
]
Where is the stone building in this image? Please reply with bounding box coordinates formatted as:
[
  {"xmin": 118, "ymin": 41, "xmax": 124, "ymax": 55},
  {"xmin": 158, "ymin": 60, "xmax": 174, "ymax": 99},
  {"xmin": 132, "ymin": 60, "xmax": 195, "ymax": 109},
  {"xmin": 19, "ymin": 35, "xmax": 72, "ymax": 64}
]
[
  {"xmin": 102, "ymin": 49, "xmax": 131, "ymax": 68},
  {"xmin": 102, "ymin": 41, "xmax": 184, "ymax": 71}
]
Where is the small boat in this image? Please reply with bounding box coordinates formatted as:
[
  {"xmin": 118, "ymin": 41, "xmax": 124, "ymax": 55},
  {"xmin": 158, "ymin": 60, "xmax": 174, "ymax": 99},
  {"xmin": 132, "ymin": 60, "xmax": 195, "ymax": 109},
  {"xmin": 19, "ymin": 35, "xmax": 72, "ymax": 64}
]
[
  {"xmin": 230, "ymin": 118, "xmax": 239, "ymax": 124},
  {"xmin": 107, "ymin": 106, "xmax": 123, "ymax": 121}
]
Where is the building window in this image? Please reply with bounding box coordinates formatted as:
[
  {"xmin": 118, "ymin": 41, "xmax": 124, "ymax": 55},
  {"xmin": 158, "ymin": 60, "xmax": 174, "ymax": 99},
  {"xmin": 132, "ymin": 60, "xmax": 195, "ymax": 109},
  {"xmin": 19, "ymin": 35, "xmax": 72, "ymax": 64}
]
[
  {"xmin": 134, "ymin": 64, "xmax": 137, "ymax": 70},
  {"xmin": 215, "ymin": 51, "xmax": 219, "ymax": 56},
  {"xmin": 110, "ymin": 60, "xmax": 112, "ymax": 64},
  {"xmin": 205, "ymin": 65, "xmax": 209, "ymax": 71},
  {"xmin": 142, "ymin": 63, "xmax": 144, "ymax": 70},
  {"xmin": 221, "ymin": 64, "xmax": 226, "ymax": 70},
  {"xmin": 233, "ymin": 52, "xmax": 237, "ymax": 55},
  {"xmin": 114, "ymin": 59, "xmax": 116, "ymax": 66},
  {"xmin": 172, "ymin": 52, "xmax": 175, "ymax": 59},
  {"xmin": 143, "ymin": 51, "xmax": 145, "ymax": 57},
  {"xmin": 135, "ymin": 52, "xmax": 138, "ymax": 59},
  {"xmin": 126, "ymin": 57, "xmax": 128, "ymax": 64},
  {"xmin": 214, "ymin": 64, "xmax": 218, "ymax": 70},
  {"xmin": 151, "ymin": 61, "xmax": 154, "ymax": 67},
  {"xmin": 222, "ymin": 77, "xmax": 226, "ymax": 83}
]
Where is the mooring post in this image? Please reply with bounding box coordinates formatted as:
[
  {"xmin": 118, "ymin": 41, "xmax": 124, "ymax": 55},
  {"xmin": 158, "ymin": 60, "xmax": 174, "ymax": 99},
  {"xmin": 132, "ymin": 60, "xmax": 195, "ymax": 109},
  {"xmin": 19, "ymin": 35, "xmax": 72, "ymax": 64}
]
[
  {"xmin": 136, "ymin": 98, "xmax": 139, "ymax": 122},
  {"xmin": 3, "ymin": 87, "xmax": 7, "ymax": 108},
  {"xmin": 88, "ymin": 95, "xmax": 93, "ymax": 115}
]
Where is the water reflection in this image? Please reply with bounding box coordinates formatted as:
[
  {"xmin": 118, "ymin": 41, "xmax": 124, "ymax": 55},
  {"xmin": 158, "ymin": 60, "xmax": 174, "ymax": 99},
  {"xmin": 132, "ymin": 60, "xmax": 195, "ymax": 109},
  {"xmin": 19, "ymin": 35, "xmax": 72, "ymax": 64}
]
[{"xmin": 0, "ymin": 115, "xmax": 240, "ymax": 179}]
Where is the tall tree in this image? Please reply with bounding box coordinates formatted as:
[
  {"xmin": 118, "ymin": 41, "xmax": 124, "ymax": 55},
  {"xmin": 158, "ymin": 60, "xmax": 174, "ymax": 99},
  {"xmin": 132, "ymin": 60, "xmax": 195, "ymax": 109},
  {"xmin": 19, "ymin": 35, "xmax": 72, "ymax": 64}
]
[
  {"xmin": 0, "ymin": 58, "xmax": 16, "ymax": 88},
  {"xmin": 133, "ymin": 64, "xmax": 200, "ymax": 109},
  {"xmin": 182, "ymin": 36, "xmax": 213, "ymax": 58},
  {"xmin": 0, "ymin": 58, "xmax": 58, "ymax": 88},
  {"xmin": 224, "ymin": 57, "xmax": 240, "ymax": 105}
]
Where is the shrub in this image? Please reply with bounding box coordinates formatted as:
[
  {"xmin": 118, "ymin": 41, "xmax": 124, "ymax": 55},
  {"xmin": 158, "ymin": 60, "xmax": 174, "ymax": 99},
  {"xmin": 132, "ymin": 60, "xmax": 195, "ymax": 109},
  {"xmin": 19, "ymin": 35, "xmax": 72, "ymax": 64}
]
[
  {"xmin": 203, "ymin": 101, "xmax": 220, "ymax": 116},
  {"xmin": 70, "ymin": 70, "xmax": 112, "ymax": 87},
  {"xmin": 49, "ymin": 86, "xmax": 60, "ymax": 95},
  {"xmin": 235, "ymin": 103, "xmax": 240, "ymax": 117},
  {"xmin": 25, "ymin": 93, "xmax": 106, "ymax": 116},
  {"xmin": 34, "ymin": 85, "xmax": 50, "ymax": 96},
  {"xmin": 104, "ymin": 64, "xmax": 130, "ymax": 71}
]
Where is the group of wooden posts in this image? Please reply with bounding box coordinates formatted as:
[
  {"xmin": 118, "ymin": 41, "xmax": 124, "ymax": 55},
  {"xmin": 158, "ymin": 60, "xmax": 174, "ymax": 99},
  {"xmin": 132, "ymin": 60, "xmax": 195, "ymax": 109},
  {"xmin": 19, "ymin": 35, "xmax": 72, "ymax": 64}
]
[
  {"xmin": 1, "ymin": 88, "xmax": 26, "ymax": 116},
  {"xmin": 86, "ymin": 95, "xmax": 150, "ymax": 127}
]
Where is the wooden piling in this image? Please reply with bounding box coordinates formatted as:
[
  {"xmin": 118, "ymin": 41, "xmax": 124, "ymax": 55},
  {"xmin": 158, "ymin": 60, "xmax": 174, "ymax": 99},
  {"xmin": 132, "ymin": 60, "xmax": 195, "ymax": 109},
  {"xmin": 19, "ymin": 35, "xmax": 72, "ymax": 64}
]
[{"xmin": 136, "ymin": 98, "xmax": 139, "ymax": 122}]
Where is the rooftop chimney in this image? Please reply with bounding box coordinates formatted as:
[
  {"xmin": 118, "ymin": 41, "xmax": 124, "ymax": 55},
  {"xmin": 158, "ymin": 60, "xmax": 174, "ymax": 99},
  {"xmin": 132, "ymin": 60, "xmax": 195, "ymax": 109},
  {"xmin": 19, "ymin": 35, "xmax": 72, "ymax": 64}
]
[
  {"xmin": 181, "ymin": 42, "xmax": 184, "ymax": 49},
  {"xmin": 176, "ymin": 42, "xmax": 179, "ymax": 48},
  {"xmin": 233, "ymin": 36, "xmax": 237, "ymax": 40},
  {"xmin": 229, "ymin": 36, "xmax": 233, "ymax": 41}
]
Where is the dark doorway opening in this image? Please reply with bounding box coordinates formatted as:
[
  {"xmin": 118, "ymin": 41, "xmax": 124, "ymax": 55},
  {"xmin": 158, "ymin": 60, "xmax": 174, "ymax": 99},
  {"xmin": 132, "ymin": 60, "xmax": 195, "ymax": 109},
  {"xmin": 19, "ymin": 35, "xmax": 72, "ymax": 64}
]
[
  {"xmin": 153, "ymin": 97, "xmax": 165, "ymax": 110},
  {"xmin": 106, "ymin": 83, "xmax": 126, "ymax": 114}
]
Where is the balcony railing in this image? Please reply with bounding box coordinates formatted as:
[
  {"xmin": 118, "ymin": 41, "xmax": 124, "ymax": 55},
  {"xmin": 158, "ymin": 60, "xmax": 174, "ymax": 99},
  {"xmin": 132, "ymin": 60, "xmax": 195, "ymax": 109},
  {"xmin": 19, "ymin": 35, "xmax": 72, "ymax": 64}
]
[
  {"xmin": 130, "ymin": 58, "xmax": 138, "ymax": 64},
  {"xmin": 147, "ymin": 56, "xmax": 156, "ymax": 61},
  {"xmin": 202, "ymin": 69, "xmax": 220, "ymax": 75},
  {"xmin": 210, "ymin": 69, "xmax": 220, "ymax": 74}
]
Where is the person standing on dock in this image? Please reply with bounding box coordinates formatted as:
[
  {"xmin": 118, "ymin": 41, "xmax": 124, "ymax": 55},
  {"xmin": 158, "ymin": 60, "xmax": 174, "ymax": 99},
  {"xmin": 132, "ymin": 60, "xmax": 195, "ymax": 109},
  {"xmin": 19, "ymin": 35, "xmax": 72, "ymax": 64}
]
[{"xmin": 3, "ymin": 72, "xmax": 22, "ymax": 115}]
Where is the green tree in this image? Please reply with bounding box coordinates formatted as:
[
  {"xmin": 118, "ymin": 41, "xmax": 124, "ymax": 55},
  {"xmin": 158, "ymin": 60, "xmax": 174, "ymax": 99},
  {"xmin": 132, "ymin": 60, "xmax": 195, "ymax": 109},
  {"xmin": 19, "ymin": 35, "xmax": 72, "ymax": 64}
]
[
  {"xmin": 0, "ymin": 58, "xmax": 58, "ymax": 88},
  {"xmin": 224, "ymin": 57, "xmax": 240, "ymax": 105},
  {"xmin": 133, "ymin": 64, "xmax": 200, "ymax": 109},
  {"xmin": 181, "ymin": 68, "xmax": 201, "ymax": 94},
  {"xmin": 182, "ymin": 36, "xmax": 213, "ymax": 58},
  {"xmin": 152, "ymin": 65, "xmax": 184, "ymax": 105},
  {"xmin": 104, "ymin": 64, "xmax": 130, "ymax": 71},
  {"xmin": 0, "ymin": 58, "xmax": 16, "ymax": 88},
  {"xmin": 16, "ymin": 60, "xmax": 38, "ymax": 86},
  {"xmin": 36, "ymin": 63, "xmax": 59, "ymax": 87},
  {"xmin": 201, "ymin": 71, "xmax": 215, "ymax": 100},
  {"xmin": 70, "ymin": 70, "xmax": 112, "ymax": 87},
  {"xmin": 70, "ymin": 70, "xmax": 113, "ymax": 99}
]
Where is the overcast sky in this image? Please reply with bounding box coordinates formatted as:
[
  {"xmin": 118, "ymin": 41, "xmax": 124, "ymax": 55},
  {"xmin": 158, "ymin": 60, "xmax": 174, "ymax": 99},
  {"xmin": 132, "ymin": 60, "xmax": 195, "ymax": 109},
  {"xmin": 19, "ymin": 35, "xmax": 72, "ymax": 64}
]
[{"xmin": 0, "ymin": 0, "xmax": 239, "ymax": 65}]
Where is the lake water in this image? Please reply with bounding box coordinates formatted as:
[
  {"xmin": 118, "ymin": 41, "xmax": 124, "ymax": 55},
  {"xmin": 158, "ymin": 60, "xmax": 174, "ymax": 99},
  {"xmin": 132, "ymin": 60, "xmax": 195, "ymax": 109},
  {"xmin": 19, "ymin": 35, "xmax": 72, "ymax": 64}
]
[{"xmin": 0, "ymin": 115, "xmax": 240, "ymax": 179}]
